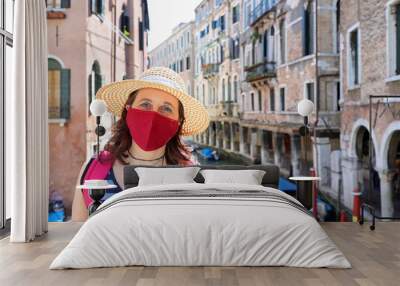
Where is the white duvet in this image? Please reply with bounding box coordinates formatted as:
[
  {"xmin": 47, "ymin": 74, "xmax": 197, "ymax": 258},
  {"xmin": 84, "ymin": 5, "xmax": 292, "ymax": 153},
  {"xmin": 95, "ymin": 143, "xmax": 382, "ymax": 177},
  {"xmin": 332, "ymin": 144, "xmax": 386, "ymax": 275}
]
[{"xmin": 50, "ymin": 183, "xmax": 351, "ymax": 269}]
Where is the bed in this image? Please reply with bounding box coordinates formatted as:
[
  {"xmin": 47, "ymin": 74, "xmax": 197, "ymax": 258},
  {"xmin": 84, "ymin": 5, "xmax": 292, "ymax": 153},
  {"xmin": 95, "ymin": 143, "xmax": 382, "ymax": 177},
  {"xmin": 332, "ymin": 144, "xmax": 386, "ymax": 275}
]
[{"xmin": 49, "ymin": 165, "xmax": 351, "ymax": 269}]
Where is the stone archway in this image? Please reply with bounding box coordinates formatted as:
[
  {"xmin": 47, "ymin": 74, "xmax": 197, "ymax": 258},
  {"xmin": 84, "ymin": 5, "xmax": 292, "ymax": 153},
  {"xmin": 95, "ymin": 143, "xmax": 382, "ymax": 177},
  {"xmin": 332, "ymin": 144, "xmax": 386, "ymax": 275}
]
[
  {"xmin": 385, "ymin": 129, "xmax": 400, "ymax": 216},
  {"xmin": 355, "ymin": 126, "xmax": 381, "ymax": 212}
]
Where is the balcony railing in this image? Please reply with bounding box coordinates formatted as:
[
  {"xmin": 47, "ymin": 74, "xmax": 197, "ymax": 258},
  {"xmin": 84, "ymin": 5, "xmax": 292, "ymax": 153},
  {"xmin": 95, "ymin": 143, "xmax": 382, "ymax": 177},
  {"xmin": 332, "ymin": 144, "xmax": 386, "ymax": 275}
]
[
  {"xmin": 202, "ymin": 63, "xmax": 219, "ymax": 78},
  {"xmin": 244, "ymin": 60, "xmax": 276, "ymax": 82},
  {"xmin": 250, "ymin": 0, "xmax": 277, "ymax": 26},
  {"xmin": 219, "ymin": 101, "xmax": 239, "ymax": 117}
]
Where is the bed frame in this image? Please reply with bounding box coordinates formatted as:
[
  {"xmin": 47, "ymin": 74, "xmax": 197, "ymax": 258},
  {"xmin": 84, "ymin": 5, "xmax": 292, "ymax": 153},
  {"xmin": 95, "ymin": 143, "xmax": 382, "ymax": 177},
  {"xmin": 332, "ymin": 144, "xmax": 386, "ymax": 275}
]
[{"xmin": 124, "ymin": 164, "xmax": 280, "ymax": 190}]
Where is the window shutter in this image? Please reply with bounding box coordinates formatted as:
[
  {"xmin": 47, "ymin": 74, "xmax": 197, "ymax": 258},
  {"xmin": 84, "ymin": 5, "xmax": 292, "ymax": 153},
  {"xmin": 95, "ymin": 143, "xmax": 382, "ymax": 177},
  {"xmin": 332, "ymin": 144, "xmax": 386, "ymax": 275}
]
[
  {"xmin": 352, "ymin": 31, "xmax": 359, "ymax": 85},
  {"xmin": 229, "ymin": 38, "xmax": 234, "ymax": 59},
  {"xmin": 263, "ymin": 31, "xmax": 268, "ymax": 59},
  {"xmin": 220, "ymin": 15, "xmax": 225, "ymax": 31},
  {"xmin": 139, "ymin": 20, "xmax": 144, "ymax": 50},
  {"xmin": 101, "ymin": 0, "xmax": 105, "ymax": 15},
  {"xmin": 270, "ymin": 88, "xmax": 275, "ymax": 111},
  {"xmin": 396, "ymin": 5, "xmax": 400, "ymax": 74},
  {"xmin": 186, "ymin": 56, "xmax": 190, "ymax": 70},
  {"xmin": 88, "ymin": 73, "xmax": 92, "ymax": 115},
  {"xmin": 302, "ymin": 8, "xmax": 307, "ymax": 56},
  {"xmin": 309, "ymin": 6, "xmax": 314, "ymax": 54},
  {"xmin": 61, "ymin": 0, "xmax": 71, "ymax": 9},
  {"xmin": 95, "ymin": 73, "xmax": 102, "ymax": 95},
  {"xmin": 60, "ymin": 69, "xmax": 71, "ymax": 120},
  {"xmin": 280, "ymin": 88, "xmax": 285, "ymax": 111},
  {"xmin": 90, "ymin": 0, "xmax": 96, "ymax": 14}
]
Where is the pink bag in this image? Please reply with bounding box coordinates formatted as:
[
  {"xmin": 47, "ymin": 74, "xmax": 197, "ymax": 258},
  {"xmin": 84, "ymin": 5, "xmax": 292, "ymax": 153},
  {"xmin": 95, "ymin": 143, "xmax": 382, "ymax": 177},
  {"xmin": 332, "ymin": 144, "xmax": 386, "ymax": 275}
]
[{"xmin": 81, "ymin": 151, "xmax": 114, "ymax": 208}]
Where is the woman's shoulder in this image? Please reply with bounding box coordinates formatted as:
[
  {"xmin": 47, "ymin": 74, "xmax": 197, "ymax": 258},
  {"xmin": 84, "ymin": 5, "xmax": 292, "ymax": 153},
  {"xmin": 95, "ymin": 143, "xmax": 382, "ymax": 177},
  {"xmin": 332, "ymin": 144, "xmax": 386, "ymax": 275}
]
[{"xmin": 80, "ymin": 151, "xmax": 116, "ymax": 183}]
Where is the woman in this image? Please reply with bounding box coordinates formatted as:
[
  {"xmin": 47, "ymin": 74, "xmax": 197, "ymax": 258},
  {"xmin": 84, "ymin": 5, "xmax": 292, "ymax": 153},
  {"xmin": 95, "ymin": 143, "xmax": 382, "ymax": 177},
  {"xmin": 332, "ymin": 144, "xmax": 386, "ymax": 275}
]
[{"xmin": 71, "ymin": 67, "xmax": 209, "ymax": 221}]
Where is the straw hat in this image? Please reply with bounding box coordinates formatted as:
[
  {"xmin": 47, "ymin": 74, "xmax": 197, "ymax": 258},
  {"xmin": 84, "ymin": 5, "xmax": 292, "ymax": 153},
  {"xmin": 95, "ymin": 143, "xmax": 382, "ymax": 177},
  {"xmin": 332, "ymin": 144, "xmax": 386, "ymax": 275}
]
[{"xmin": 96, "ymin": 67, "xmax": 209, "ymax": 136}]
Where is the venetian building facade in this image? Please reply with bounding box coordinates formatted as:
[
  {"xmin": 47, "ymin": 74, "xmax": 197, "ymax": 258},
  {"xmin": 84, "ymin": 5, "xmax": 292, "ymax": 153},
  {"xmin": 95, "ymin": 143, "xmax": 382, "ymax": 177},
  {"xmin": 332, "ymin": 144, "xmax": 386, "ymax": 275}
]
[
  {"xmin": 148, "ymin": 21, "xmax": 195, "ymax": 97},
  {"xmin": 46, "ymin": 0, "xmax": 150, "ymax": 215},
  {"xmin": 339, "ymin": 0, "xmax": 400, "ymax": 217},
  {"xmin": 193, "ymin": 0, "xmax": 242, "ymax": 152},
  {"xmin": 194, "ymin": 0, "xmax": 341, "ymax": 182}
]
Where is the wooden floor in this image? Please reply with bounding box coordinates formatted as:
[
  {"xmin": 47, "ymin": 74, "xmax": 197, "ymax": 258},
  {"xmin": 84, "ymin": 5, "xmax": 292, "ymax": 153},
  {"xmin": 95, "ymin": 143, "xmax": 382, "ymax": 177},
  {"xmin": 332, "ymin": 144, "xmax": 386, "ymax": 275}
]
[{"xmin": 0, "ymin": 222, "xmax": 399, "ymax": 286}]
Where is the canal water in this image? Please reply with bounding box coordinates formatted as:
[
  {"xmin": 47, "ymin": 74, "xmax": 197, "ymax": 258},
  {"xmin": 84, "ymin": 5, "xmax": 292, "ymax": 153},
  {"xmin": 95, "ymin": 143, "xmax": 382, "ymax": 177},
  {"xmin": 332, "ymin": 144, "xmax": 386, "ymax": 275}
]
[{"xmin": 190, "ymin": 142, "xmax": 339, "ymax": 222}]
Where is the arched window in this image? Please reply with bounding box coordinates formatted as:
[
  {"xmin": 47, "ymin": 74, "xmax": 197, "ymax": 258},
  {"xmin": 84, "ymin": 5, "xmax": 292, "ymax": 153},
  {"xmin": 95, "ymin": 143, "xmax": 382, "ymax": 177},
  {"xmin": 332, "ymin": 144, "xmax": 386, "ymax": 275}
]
[
  {"xmin": 270, "ymin": 26, "xmax": 275, "ymax": 61},
  {"xmin": 48, "ymin": 57, "xmax": 71, "ymax": 120},
  {"xmin": 88, "ymin": 61, "xmax": 102, "ymax": 115},
  {"xmin": 227, "ymin": 76, "xmax": 232, "ymax": 101},
  {"xmin": 213, "ymin": 87, "xmax": 216, "ymax": 104},
  {"xmin": 263, "ymin": 30, "xmax": 268, "ymax": 59},
  {"xmin": 233, "ymin": 75, "xmax": 238, "ymax": 102},
  {"xmin": 222, "ymin": 78, "xmax": 226, "ymax": 102},
  {"xmin": 202, "ymin": 83, "xmax": 206, "ymax": 105}
]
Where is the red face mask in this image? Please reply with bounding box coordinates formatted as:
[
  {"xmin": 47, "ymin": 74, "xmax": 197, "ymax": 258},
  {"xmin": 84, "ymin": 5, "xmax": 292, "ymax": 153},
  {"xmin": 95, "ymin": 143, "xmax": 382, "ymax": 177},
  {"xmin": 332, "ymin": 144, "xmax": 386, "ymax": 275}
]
[{"xmin": 126, "ymin": 108, "xmax": 180, "ymax": 151}]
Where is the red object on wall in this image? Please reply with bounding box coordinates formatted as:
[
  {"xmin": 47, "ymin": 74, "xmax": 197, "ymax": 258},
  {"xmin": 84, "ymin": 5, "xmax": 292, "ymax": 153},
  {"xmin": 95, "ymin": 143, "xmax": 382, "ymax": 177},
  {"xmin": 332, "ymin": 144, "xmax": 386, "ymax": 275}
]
[{"xmin": 352, "ymin": 189, "xmax": 361, "ymax": 222}]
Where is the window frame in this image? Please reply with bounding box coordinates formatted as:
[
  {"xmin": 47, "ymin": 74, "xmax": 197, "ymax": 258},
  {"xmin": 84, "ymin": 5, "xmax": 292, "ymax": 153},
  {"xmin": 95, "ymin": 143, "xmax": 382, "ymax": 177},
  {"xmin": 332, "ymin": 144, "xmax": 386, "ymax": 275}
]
[
  {"xmin": 232, "ymin": 5, "xmax": 239, "ymax": 24},
  {"xmin": 304, "ymin": 81, "xmax": 315, "ymax": 103},
  {"xmin": 258, "ymin": 90, "xmax": 262, "ymax": 112},
  {"xmin": 46, "ymin": 0, "xmax": 71, "ymax": 10},
  {"xmin": 269, "ymin": 87, "xmax": 275, "ymax": 112},
  {"xmin": 1, "ymin": 0, "xmax": 14, "ymax": 232},
  {"xmin": 48, "ymin": 56, "xmax": 71, "ymax": 122},
  {"xmin": 302, "ymin": 0, "xmax": 314, "ymax": 56},
  {"xmin": 386, "ymin": 0, "xmax": 400, "ymax": 81},
  {"xmin": 279, "ymin": 18, "xmax": 287, "ymax": 65},
  {"xmin": 346, "ymin": 23, "xmax": 362, "ymax": 89},
  {"xmin": 279, "ymin": 86, "xmax": 286, "ymax": 112}
]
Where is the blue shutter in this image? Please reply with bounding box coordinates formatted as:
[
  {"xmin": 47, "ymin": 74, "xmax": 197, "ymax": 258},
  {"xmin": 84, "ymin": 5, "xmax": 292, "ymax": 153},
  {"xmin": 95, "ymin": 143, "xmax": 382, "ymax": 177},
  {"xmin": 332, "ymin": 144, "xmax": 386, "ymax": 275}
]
[
  {"xmin": 61, "ymin": 0, "xmax": 71, "ymax": 8},
  {"xmin": 60, "ymin": 69, "xmax": 71, "ymax": 120}
]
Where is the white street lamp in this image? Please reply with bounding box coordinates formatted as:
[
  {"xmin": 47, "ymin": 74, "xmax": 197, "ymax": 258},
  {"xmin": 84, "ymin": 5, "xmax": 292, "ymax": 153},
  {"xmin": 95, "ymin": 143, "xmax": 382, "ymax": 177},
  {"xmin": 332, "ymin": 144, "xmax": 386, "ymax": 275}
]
[
  {"xmin": 297, "ymin": 98, "xmax": 315, "ymax": 117},
  {"xmin": 90, "ymin": 99, "xmax": 107, "ymax": 117},
  {"xmin": 90, "ymin": 100, "xmax": 107, "ymax": 157},
  {"xmin": 297, "ymin": 99, "xmax": 315, "ymax": 176}
]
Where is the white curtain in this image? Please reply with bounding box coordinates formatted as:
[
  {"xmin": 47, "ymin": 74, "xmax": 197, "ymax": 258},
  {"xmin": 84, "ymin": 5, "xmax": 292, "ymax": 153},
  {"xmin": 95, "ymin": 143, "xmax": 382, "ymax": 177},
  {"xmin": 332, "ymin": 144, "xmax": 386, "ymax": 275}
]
[{"xmin": 7, "ymin": 0, "xmax": 49, "ymax": 242}]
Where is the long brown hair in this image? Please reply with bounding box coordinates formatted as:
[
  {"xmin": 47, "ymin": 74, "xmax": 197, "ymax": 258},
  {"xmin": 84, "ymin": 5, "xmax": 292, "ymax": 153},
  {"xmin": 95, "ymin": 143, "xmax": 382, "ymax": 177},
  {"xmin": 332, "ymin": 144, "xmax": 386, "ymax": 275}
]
[{"xmin": 103, "ymin": 90, "xmax": 191, "ymax": 165}]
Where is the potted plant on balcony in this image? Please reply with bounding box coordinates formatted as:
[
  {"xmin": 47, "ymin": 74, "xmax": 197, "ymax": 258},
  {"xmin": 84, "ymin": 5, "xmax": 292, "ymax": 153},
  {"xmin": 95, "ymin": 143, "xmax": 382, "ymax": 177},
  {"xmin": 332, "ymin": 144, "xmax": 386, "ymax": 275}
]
[{"xmin": 250, "ymin": 30, "xmax": 261, "ymax": 44}]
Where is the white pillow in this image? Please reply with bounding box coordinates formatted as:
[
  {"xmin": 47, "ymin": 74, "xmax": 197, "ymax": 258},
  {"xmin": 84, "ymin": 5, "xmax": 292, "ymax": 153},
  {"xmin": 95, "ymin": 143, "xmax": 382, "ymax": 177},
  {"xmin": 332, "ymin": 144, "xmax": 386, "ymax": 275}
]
[
  {"xmin": 200, "ymin": 169, "xmax": 266, "ymax": 185},
  {"xmin": 135, "ymin": 167, "xmax": 201, "ymax": 186}
]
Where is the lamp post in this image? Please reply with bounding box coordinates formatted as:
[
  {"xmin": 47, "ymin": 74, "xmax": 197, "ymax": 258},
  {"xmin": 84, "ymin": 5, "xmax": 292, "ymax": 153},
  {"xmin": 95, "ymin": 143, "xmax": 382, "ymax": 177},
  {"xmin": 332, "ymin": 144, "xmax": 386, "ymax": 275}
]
[
  {"xmin": 89, "ymin": 99, "xmax": 107, "ymax": 158},
  {"xmin": 297, "ymin": 98, "xmax": 315, "ymax": 174}
]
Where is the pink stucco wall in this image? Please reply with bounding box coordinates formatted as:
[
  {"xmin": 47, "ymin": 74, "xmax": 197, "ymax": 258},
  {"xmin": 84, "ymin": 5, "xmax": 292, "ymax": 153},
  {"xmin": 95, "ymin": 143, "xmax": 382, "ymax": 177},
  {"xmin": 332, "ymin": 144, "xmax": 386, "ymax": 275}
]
[{"xmin": 47, "ymin": 0, "xmax": 148, "ymax": 216}]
